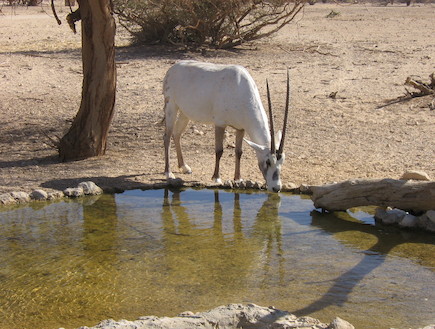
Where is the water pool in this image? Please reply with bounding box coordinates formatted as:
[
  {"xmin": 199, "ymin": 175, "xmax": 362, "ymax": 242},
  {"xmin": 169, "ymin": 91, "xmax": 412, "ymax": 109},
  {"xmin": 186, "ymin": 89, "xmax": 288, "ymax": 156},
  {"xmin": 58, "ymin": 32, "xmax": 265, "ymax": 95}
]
[{"xmin": 0, "ymin": 188, "xmax": 433, "ymax": 329}]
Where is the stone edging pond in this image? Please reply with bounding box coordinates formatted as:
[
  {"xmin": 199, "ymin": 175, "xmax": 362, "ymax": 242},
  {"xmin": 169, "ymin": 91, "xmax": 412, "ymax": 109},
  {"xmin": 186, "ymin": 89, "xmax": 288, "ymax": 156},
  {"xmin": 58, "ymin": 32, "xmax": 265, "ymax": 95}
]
[
  {"xmin": 1, "ymin": 178, "xmax": 434, "ymax": 233},
  {"xmin": 75, "ymin": 303, "xmax": 435, "ymax": 329},
  {"xmin": 76, "ymin": 303, "xmax": 354, "ymax": 329},
  {"xmin": 0, "ymin": 179, "xmax": 304, "ymax": 206}
]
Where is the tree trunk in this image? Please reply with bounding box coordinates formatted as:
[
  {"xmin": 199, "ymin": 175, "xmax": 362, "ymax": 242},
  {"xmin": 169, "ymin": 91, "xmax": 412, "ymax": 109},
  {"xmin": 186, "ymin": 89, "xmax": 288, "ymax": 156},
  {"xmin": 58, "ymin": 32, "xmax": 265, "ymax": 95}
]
[
  {"xmin": 310, "ymin": 179, "xmax": 435, "ymax": 214},
  {"xmin": 59, "ymin": 0, "xmax": 116, "ymax": 161}
]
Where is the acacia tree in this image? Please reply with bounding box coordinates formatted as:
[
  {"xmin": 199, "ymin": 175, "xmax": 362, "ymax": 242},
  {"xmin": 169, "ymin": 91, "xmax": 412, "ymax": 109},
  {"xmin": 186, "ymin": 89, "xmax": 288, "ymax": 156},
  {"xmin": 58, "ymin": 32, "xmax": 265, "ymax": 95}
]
[{"xmin": 57, "ymin": 0, "xmax": 116, "ymax": 161}]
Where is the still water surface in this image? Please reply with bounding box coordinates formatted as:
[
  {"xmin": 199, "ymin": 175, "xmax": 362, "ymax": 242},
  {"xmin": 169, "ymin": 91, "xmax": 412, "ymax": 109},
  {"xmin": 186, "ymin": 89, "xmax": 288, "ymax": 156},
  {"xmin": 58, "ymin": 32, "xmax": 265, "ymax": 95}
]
[{"xmin": 0, "ymin": 189, "xmax": 434, "ymax": 329}]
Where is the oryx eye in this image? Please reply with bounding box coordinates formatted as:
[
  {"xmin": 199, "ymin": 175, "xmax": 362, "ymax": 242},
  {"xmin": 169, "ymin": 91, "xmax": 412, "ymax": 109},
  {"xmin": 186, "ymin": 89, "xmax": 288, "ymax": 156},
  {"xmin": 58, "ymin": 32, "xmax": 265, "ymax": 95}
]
[
  {"xmin": 277, "ymin": 153, "xmax": 282, "ymax": 161},
  {"xmin": 266, "ymin": 159, "xmax": 271, "ymax": 167}
]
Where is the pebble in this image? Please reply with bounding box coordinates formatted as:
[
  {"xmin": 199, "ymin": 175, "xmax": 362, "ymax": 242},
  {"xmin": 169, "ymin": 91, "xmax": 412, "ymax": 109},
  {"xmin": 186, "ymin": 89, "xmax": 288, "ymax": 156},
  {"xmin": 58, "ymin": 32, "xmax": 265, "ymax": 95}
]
[
  {"xmin": 63, "ymin": 187, "xmax": 84, "ymax": 198},
  {"xmin": 299, "ymin": 184, "xmax": 312, "ymax": 194},
  {"xmin": 30, "ymin": 189, "xmax": 48, "ymax": 201},
  {"xmin": 78, "ymin": 181, "xmax": 103, "ymax": 195},
  {"xmin": 375, "ymin": 207, "xmax": 406, "ymax": 224},
  {"xmin": 47, "ymin": 191, "xmax": 64, "ymax": 200},
  {"xmin": 375, "ymin": 207, "xmax": 435, "ymax": 232},
  {"xmin": 10, "ymin": 191, "xmax": 30, "ymax": 203},
  {"xmin": 0, "ymin": 193, "xmax": 16, "ymax": 205},
  {"xmin": 400, "ymin": 170, "xmax": 431, "ymax": 181},
  {"xmin": 329, "ymin": 317, "xmax": 355, "ymax": 329},
  {"xmin": 283, "ymin": 182, "xmax": 298, "ymax": 191},
  {"xmin": 399, "ymin": 214, "xmax": 418, "ymax": 228}
]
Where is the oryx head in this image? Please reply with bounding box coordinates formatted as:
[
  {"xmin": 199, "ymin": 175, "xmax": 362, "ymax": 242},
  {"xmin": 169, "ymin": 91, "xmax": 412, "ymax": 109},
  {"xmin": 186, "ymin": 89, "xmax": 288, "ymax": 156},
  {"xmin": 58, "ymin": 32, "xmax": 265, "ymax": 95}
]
[{"xmin": 246, "ymin": 71, "xmax": 290, "ymax": 192}]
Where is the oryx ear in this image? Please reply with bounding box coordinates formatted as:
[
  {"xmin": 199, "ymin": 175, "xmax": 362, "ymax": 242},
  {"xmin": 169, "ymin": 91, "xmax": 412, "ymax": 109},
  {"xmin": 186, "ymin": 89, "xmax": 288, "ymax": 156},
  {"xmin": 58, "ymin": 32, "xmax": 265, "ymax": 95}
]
[{"xmin": 244, "ymin": 138, "xmax": 267, "ymax": 153}]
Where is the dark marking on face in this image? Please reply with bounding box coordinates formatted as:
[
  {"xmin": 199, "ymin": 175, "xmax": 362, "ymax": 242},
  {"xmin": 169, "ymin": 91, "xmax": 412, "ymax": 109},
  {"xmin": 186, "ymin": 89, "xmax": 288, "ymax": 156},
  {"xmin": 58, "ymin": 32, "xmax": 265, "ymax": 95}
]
[
  {"xmin": 259, "ymin": 161, "xmax": 268, "ymax": 178},
  {"xmin": 272, "ymin": 170, "xmax": 279, "ymax": 181}
]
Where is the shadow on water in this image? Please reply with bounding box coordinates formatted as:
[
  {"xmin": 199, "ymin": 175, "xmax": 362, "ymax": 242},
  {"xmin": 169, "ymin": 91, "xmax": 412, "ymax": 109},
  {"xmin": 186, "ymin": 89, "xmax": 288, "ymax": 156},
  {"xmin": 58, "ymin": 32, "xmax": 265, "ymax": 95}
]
[
  {"xmin": 293, "ymin": 209, "xmax": 435, "ymax": 317},
  {"xmin": 0, "ymin": 188, "xmax": 433, "ymax": 329}
]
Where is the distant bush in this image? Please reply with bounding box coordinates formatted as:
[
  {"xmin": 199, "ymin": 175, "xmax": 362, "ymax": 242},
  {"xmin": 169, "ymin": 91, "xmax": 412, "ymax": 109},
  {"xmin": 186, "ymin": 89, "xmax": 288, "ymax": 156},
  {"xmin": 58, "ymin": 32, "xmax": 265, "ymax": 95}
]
[
  {"xmin": 113, "ymin": 0, "xmax": 306, "ymax": 49},
  {"xmin": 3, "ymin": 0, "xmax": 41, "ymax": 5}
]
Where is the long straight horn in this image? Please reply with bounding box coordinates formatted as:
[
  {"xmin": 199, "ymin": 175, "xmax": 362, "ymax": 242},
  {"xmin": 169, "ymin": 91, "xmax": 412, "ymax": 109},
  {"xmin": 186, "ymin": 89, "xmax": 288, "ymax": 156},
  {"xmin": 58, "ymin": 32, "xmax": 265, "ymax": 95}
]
[
  {"xmin": 266, "ymin": 79, "xmax": 276, "ymax": 153},
  {"xmin": 278, "ymin": 70, "xmax": 290, "ymax": 156}
]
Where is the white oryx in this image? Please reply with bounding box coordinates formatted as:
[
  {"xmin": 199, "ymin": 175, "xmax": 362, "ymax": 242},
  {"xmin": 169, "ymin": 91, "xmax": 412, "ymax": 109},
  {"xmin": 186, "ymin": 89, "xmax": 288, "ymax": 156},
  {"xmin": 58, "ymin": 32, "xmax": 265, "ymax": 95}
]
[{"xmin": 163, "ymin": 60, "xmax": 290, "ymax": 192}]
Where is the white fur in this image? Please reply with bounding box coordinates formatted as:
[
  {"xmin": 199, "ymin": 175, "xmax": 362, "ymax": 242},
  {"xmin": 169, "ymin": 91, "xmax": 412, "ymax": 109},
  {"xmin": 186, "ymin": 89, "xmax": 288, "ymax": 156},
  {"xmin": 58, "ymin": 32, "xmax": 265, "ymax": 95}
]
[{"xmin": 163, "ymin": 60, "xmax": 285, "ymax": 192}]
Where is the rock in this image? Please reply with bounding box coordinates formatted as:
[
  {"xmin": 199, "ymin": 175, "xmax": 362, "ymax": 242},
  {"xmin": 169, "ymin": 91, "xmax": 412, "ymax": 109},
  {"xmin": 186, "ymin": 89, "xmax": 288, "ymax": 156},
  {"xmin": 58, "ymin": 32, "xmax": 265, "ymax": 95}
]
[
  {"xmin": 400, "ymin": 170, "xmax": 431, "ymax": 181},
  {"xmin": 10, "ymin": 191, "xmax": 31, "ymax": 203},
  {"xmin": 426, "ymin": 210, "xmax": 435, "ymax": 223},
  {"xmin": 375, "ymin": 208, "xmax": 435, "ymax": 232},
  {"xmin": 374, "ymin": 208, "xmax": 388, "ymax": 222},
  {"xmin": 47, "ymin": 191, "xmax": 64, "ymax": 200},
  {"xmin": 233, "ymin": 180, "xmax": 246, "ymax": 189},
  {"xmin": 77, "ymin": 304, "xmax": 336, "ymax": 329},
  {"xmin": 399, "ymin": 214, "xmax": 418, "ymax": 228},
  {"xmin": 375, "ymin": 207, "xmax": 406, "ymax": 225},
  {"xmin": 0, "ymin": 193, "xmax": 16, "ymax": 205},
  {"xmin": 78, "ymin": 181, "xmax": 103, "ymax": 195},
  {"xmin": 245, "ymin": 180, "xmax": 255, "ymax": 189},
  {"xmin": 283, "ymin": 182, "xmax": 298, "ymax": 191},
  {"xmin": 417, "ymin": 211, "xmax": 435, "ymax": 232},
  {"xmin": 224, "ymin": 180, "xmax": 234, "ymax": 189},
  {"xmin": 299, "ymin": 184, "xmax": 312, "ymax": 194},
  {"xmin": 167, "ymin": 178, "xmax": 184, "ymax": 188},
  {"xmin": 30, "ymin": 189, "xmax": 48, "ymax": 201},
  {"xmin": 329, "ymin": 317, "xmax": 355, "ymax": 329},
  {"xmin": 193, "ymin": 129, "xmax": 204, "ymax": 136},
  {"xmin": 63, "ymin": 187, "xmax": 84, "ymax": 198}
]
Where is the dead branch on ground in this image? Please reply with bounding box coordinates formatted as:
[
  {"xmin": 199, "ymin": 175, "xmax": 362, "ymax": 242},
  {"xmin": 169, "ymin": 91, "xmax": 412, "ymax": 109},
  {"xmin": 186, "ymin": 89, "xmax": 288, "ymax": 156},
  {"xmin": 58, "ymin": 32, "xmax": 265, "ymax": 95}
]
[
  {"xmin": 377, "ymin": 73, "xmax": 435, "ymax": 109},
  {"xmin": 278, "ymin": 44, "xmax": 339, "ymax": 57}
]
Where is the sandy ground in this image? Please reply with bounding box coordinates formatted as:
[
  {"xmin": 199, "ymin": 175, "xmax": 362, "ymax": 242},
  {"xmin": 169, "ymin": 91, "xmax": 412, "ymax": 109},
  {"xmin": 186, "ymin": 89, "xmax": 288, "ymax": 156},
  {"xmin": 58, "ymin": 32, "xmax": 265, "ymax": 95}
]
[{"xmin": 0, "ymin": 3, "xmax": 434, "ymax": 195}]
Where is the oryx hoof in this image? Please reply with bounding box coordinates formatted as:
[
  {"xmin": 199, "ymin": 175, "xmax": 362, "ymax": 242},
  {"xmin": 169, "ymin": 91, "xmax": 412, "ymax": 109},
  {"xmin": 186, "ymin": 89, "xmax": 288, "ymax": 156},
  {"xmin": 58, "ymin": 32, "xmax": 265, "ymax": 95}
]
[
  {"xmin": 180, "ymin": 164, "xmax": 192, "ymax": 174},
  {"xmin": 165, "ymin": 172, "xmax": 176, "ymax": 180}
]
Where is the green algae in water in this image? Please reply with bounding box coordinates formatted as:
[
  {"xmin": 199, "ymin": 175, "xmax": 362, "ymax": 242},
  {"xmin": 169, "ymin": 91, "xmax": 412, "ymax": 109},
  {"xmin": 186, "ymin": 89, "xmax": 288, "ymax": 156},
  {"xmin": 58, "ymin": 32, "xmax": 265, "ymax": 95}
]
[{"xmin": 0, "ymin": 189, "xmax": 434, "ymax": 329}]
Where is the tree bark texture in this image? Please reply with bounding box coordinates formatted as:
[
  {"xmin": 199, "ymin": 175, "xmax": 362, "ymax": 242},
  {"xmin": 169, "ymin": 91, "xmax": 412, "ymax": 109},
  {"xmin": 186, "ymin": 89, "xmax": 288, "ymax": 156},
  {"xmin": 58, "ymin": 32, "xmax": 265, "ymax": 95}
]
[
  {"xmin": 311, "ymin": 179, "xmax": 435, "ymax": 213},
  {"xmin": 59, "ymin": 0, "xmax": 116, "ymax": 161}
]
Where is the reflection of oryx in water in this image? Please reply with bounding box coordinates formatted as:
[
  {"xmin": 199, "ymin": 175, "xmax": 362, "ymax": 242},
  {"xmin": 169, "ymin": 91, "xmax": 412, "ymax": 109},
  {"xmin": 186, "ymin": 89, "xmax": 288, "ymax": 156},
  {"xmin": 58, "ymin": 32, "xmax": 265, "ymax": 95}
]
[
  {"xmin": 160, "ymin": 189, "xmax": 284, "ymax": 296},
  {"xmin": 251, "ymin": 193, "xmax": 285, "ymax": 284}
]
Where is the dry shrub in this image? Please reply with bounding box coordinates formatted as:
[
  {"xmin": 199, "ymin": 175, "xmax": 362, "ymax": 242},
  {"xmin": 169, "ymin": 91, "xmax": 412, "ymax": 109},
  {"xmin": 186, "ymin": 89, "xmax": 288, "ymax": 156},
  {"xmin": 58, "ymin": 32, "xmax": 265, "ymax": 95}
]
[{"xmin": 114, "ymin": 0, "xmax": 306, "ymax": 49}]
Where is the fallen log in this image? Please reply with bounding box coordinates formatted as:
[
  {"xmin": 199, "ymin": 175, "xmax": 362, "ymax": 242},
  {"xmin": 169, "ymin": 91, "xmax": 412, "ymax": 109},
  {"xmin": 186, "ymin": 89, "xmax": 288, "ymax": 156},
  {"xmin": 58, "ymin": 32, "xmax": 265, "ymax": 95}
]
[{"xmin": 310, "ymin": 179, "xmax": 435, "ymax": 213}]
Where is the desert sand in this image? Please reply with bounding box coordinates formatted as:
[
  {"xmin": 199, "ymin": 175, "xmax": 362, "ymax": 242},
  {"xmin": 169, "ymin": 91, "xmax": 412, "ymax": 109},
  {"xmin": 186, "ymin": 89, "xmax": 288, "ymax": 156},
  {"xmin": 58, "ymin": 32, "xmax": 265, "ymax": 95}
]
[{"xmin": 0, "ymin": 2, "xmax": 434, "ymax": 195}]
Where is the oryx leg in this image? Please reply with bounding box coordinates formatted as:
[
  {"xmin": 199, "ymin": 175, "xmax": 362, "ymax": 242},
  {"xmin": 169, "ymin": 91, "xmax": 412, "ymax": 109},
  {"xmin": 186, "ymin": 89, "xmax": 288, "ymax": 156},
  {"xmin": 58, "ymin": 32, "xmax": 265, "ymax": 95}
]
[
  {"xmin": 234, "ymin": 129, "xmax": 245, "ymax": 182},
  {"xmin": 164, "ymin": 98, "xmax": 178, "ymax": 179},
  {"xmin": 212, "ymin": 126, "xmax": 225, "ymax": 184},
  {"xmin": 173, "ymin": 112, "xmax": 191, "ymax": 174}
]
